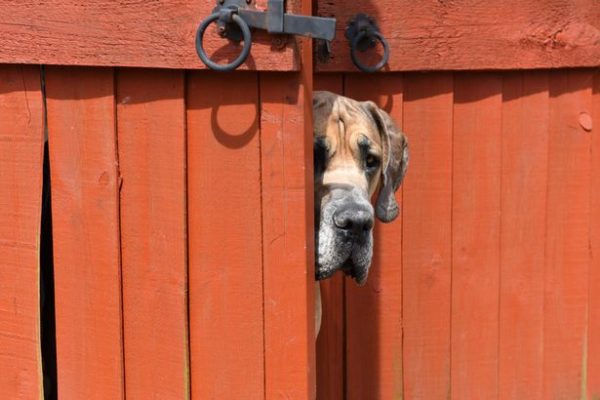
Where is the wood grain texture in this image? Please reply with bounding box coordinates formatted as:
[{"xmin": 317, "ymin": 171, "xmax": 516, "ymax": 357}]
[
  {"xmin": 590, "ymin": 70, "xmax": 600, "ymax": 400},
  {"xmin": 316, "ymin": 275, "xmax": 344, "ymax": 400},
  {"xmin": 543, "ymin": 70, "xmax": 592, "ymax": 400},
  {"xmin": 498, "ymin": 71, "xmax": 548, "ymax": 400},
  {"xmin": 260, "ymin": 57, "xmax": 315, "ymax": 400},
  {"xmin": 0, "ymin": 65, "xmax": 44, "ymax": 400},
  {"xmin": 310, "ymin": 70, "xmax": 600, "ymax": 398},
  {"xmin": 45, "ymin": 67, "xmax": 124, "ymax": 400},
  {"xmin": 344, "ymin": 74, "xmax": 404, "ymax": 400},
  {"xmin": 316, "ymin": 0, "xmax": 600, "ymax": 72},
  {"xmin": 314, "ymin": 73, "xmax": 345, "ymax": 400},
  {"xmin": 402, "ymin": 73, "xmax": 453, "ymax": 400},
  {"xmin": 0, "ymin": 0, "xmax": 298, "ymax": 70},
  {"xmin": 261, "ymin": 5, "xmax": 316, "ymax": 394},
  {"xmin": 187, "ymin": 71, "xmax": 264, "ymax": 399},
  {"xmin": 451, "ymin": 73, "xmax": 502, "ymax": 400},
  {"xmin": 116, "ymin": 69, "xmax": 189, "ymax": 400},
  {"xmin": 498, "ymin": 72, "xmax": 549, "ymax": 399}
]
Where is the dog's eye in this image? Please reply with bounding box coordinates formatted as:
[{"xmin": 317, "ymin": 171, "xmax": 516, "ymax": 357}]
[{"xmin": 365, "ymin": 155, "xmax": 380, "ymax": 170}]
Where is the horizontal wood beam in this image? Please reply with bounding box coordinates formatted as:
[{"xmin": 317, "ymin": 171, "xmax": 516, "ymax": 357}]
[
  {"xmin": 0, "ymin": 1, "xmax": 597, "ymax": 72},
  {"xmin": 316, "ymin": 0, "xmax": 600, "ymax": 72},
  {"xmin": 0, "ymin": 1, "xmax": 298, "ymax": 70}
]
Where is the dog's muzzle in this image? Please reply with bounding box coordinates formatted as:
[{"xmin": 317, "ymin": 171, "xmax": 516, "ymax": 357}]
[{"xmin": 316, "ymin": 186, "xmax": 374, "ymax": 285}]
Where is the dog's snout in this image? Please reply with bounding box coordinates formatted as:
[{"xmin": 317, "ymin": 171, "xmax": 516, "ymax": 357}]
[{"xmin": 333, "ymin": 206, "xmax": 374, "ymax": 235}]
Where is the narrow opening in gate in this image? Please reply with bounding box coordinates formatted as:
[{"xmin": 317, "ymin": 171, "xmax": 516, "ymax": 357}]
[{"xmin": 40, "ymin": 67, "xmax": 58, "ymax": 400}]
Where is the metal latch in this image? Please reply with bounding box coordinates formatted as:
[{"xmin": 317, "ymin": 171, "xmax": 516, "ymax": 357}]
[{"xmin": 196, "ymin": 0, "xmax": 336, "ymax": 71}]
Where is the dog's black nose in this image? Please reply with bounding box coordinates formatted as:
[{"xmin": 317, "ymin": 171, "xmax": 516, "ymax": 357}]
[{"xmin": 333, "ymin": 206, "xmax": 374, "ymax": 235}]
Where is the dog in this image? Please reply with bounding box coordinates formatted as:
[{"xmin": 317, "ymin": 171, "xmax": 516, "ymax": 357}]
[{"xmin": 313, "ymin": 91, "xmax": 409, "ymax": 334}]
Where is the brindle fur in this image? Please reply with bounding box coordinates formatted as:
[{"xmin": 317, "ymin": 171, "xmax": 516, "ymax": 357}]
[{"xmin": 313, "ymin": 91, "xmax": 409, "ymax": 335}]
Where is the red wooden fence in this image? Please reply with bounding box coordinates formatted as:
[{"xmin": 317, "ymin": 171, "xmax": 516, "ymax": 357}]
[
  {"xmin": 0, "ymin": 65, "xmax": 45, "ymax": 398},
  {"xmin": 0, "ymin": 55, "xmax": 316, "ymax": 400},
  {"xmin": 0, "ymin": 1, "xmax": 599, "ymax": 399},
  {"xmin": 315, "ymin": 70, "xmax": 600, "ymax": 400}
]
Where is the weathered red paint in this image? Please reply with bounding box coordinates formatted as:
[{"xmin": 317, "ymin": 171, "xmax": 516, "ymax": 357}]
[
  {"xmin": 0, "ymin": 0, "xmax": 300, "ymax": 71},
  {"xmin": 0, "ymin": 1, "xmax": 599, "ymax": 399},
  {"xmin": 317, "ymin": 0, "xmax": 600, "ymax": 71},
  {"xmin": 0, "ymin": 65, "xmax": 44, "ymax": 400}
]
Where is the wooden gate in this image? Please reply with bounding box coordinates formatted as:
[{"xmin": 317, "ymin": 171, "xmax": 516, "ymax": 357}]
[
  {"xmin": 1, "ymin": 1, "xmax": 600, "ymax": 400},
  {"xmin": 0, "ymin": 1, "xmax": 316, "ymax": 399},
  {"xmin": 314, "ymin": 1, "xmax": 600, "ymax": 399}
]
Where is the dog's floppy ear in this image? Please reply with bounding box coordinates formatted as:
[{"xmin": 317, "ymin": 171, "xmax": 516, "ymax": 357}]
[{"xmin": 362, "ymin": 101, "xmax": 409, "ymax": 222}]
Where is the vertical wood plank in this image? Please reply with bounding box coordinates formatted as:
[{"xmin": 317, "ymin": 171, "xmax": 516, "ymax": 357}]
[
  {"xmin": 260, "ymin": 71, "xmax": 316, "ymax": 399},
  {"xmin": 544, "ymin": 70, "xmax": 593, "ymax": 400},
  {"xmin": 0, "ymin": 65, "xmax": 44, "ymax": 400},
  {"xmin": 451, "ymin": 73, "xmax": 502, "ymax": 400},
  {"xmin": 498, "ymin": 71, "xmax": 548, "ymax": 400},
  {"xmin": 261, "ymin": 8, "xmax": 315, "ymax": 394},
  {"xmin": 187, "ymin": 71, "xmax": 264, "ymax": 399},
  {"xmin": 344, "ymin": 73, "xmax": 404, "ymax": 400},
  {"xmin": 590, "ymin": 70, "xmax": 600, "ymax": 400},
  {"xmin": 314, "ymin": 73, "xmax": 345, "ymax": 400},
  {"xmin": 116, "ymin": 69, "xmax": 189, "ymax": 399},
  {"xmin": 402, "ymin": 73, "xmax": 453, "ymax": 400},
  {"xmin": 45, "ymin": 67, "xmax": 124, "ymax": 400}
]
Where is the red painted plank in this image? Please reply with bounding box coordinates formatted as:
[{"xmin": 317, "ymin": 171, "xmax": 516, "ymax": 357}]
[
  {"xmin": 498, "ymin": 71, "xmax": 549, "ymax": 400},
  {"xmin": 314, "ymin": 73, "xmax": 345, "ymax": 400},
  {"xmin": 0, "ymin": 65, "xmax": 44, "ymax": 400},
  {"xmin": 544, "ymin": 70, "xmax": 593, "ymax": 400},
  {"xmin": 451, "ymin": 73, "xmax": 502, "ymax": 400},
  {"xmin": 402, "ymin": 73, "xmax": 453, "ymax": 400},
  {"xmin": 187, "ymin": 72, "xmax": 264, "ymax": 399},
  {"xmin": 0, "ymin": 1, "xmax": 298, "ymax": 71},
  {"xmin": 590, "ymin": 70, "xmax": 600, "ymax": 400},
  {"xmin": 261, "ymin": 15, "xmax": 316, "ymax": 397},
  {"xmin": 260, "ymin": 69, "xmax": 316, "ymax": 399},
  {"xmin": 344, "ymin": 74, "xmax": 404, "ymax": 400},
  {"xmin": 116, "ymin": 69, "xmax": 189, "ymax": 399},
  {"xmin": 315, "ymin": 74, "xmax": 344, "ymax": 94},
  {"xmin": 45, "ymin": 67, "xmax": 124, "ymax": 400},
  {"xmin": 317, "ymin": 0, "xmax": 600, "ymax": 72}
]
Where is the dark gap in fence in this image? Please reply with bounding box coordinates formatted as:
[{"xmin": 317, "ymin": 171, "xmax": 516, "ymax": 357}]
[{"xmin": 40, "ymin": 67, "xmax": 58, "ymax": 400}]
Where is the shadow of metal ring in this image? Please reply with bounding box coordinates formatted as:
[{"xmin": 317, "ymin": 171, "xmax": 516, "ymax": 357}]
[{"xmin": 210, "ymin": 103, "xmax": 259, "ymax": 149}]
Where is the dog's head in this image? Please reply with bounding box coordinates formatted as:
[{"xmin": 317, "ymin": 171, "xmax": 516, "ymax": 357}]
[{"xmin": 314, "ymin": 91, "xmax": 408, "ymax": 285}]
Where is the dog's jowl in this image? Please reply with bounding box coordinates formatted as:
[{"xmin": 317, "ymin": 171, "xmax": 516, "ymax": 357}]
[{"xmin": 313, "ymin": 91, "xmax": 409, "ymax": 286}]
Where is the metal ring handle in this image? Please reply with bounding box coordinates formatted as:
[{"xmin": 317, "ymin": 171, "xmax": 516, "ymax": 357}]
[
  {"xmin": 350, "ymin": 30, "xmax": 389, "ymax": 73},
  {"xmin": 195, "ymin": 12, "xmax": 252, "ymax": 72}
]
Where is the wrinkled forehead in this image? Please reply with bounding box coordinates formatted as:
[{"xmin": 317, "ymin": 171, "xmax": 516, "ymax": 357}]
[{"xmin": 315, "ymin": 97, "xmax": 382, "ymax": 154}]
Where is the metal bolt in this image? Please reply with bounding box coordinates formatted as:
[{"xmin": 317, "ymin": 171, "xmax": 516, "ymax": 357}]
[
  {"xmin": 218, "ymin": 0, "xmax": 225, "ymax": 4},
  {"xmin": 217, "ymin": 25, "xmax": 226, "ymax": 36},
  {"xmin": 246, "ymin": 0, "xmax": 252, "ymax": 4},
  {"xmin": 272, "ymin": 36, "xmax": 287, "ymax": 50}
]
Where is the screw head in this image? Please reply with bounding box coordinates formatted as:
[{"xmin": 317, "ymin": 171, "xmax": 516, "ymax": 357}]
[{"xmin": 272, "ymin": 36, "xmax": 287, "ymax": 50}]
